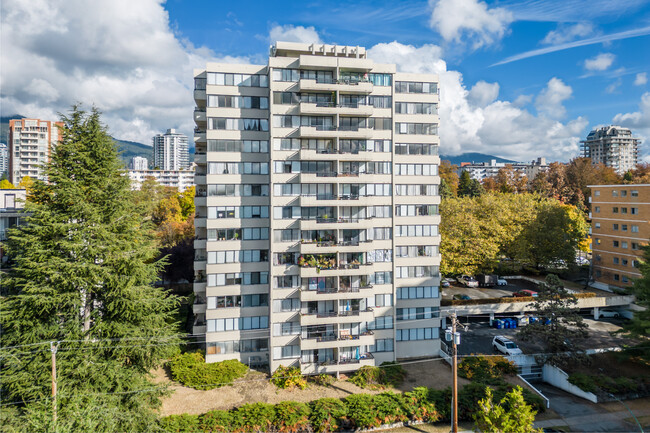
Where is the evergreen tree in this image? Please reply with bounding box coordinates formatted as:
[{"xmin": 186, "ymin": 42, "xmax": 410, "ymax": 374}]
[
  {"xmin": 518, "ymin": 274, "xmax": 588, "ymax": 367},
  {"xmin": 622, "ymin": 243, "xmax": 650, "ymax": 360},
  {"xmin": 458, "ymin": 170, "xmax": 472, "ymax": 197},
  {"xmin": 1, "ymin": 106, "xmax": 181, "ymax": 431}
]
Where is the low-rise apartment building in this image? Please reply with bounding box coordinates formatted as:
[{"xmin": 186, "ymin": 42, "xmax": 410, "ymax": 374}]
[
  {"xmin": 458, "ymin": 158, "xmax": 548, "ymax": 182},
  {"xmin": 589, "ymin": 184, "xmax": 649, "ymax": 290},
  {"xmin": 127, "ymin": 167, "xmax": 194, "ymax": 191}
]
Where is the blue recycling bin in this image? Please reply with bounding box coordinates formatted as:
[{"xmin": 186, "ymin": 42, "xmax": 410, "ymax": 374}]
[
  {"xmin": 510, "ymin": 319, "xmax": 517, "ymax": 329},
  {"xmin": 495, "ymin": 319, "xmax": 503, "ymax": 329}
]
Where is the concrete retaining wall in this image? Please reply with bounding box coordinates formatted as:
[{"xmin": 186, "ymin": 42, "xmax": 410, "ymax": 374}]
[{"xmin": 542, "ymin": 364, "xmax": 598, "ymax": 403}]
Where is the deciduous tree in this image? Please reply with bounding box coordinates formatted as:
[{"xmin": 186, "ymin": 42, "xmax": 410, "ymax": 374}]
[
  {"xmin": 439, "ymin": 160, "xmax": 459, "ymax": 197},
  {"xmin": 474, "ymin": 386, "xmax": 540, "ymax": 433}
]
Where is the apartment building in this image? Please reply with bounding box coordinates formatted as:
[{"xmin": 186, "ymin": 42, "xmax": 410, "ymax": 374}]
[
  {"xmin": 153, "ymin": 128, "xmax": 190, "ymax": 171},
  {"xmin": 0, "ymin": 188, "xmax": 27, "ymax": 264},
  {"xmin": 590, "ymin": 184, "xmax": 649, "ymax": 291},
  {"xmin": 581, "ymin": 126, "xmax": 640, "ymax": 175},
  {"xmin": 129, "ymin": 156, "xmax": 149, "ymax": 170},
  {"xmin": 458, "ymin": 157, "xmax": 548, "ymax": 182},
  {"xmin": 127, "ymin": 166, "xmax": 194, "ymax": 191},
  {"xmin": 193, "ymin": 42, "xmax": 441, "ymax": 374},
  {"xmin": 8, "ymin": 118, "xmax": 62, "ymax": 184},
  {"xmin": 0, "ymin": 143, "xmax": 8, "ymax": 177}
]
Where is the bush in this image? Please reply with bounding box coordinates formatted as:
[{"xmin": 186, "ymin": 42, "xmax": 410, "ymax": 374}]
[
  {"xmin": 401, "ymin": 387, "xmax": 440, "ymax": 422},
  {"xmin": 373, "ymin": 392, "xmax": 408, "ymax": 425},
  {"xmin": 568, "ymin": 373, "xmax": 598, "ymax": 393},
  {"xmin": 458, "ymin": 356, "xmax": 516, "ymax": 383},
  {"xmin": 271, "ymin": 365, "xmax": 307, "ymax": 390},
  {"xmin": 345, "ymin": 394, "xmax": 381, "ymax": 429},
  {"xmin": 198, "ymin": 410, "xmax": 232, "ymax": 432},
  {"xmin": 347, "ymin": 362, "xmax": 406, "ymax": 389},
  {"xmin": 168, "ymin": 352, "xmax": 248, "ymax": 390},
  {"xmin": 311, "ymin": 373, "xmax": 335, "ymax": 387},
  {"xmin": 309, "ymin": 398, "xmax": 348, "ymax": 433},
  {"xmin": 231, "ymin": 402, "xmax": 275, "ymax": 432},
  {"xmin": 569, "ymin": 373, "xmax": 642, "ymax": 395},
  {"xmin": 273, "ymin": 401, "xmax": 311, "ymax": 432},
  {"xmin": 158, "ymin": 414, "xmax": 199, "ymax": 432}
]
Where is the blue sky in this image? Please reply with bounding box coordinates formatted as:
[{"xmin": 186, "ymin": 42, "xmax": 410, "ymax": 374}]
[{"xmin": 1, "ymin": 0, "xmax": 649, "ymax": 162}]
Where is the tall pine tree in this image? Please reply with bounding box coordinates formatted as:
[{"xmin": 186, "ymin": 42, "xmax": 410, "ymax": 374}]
[{"xmin": 1, "ymin": 106, "xmax": 181, "ymax": 431}]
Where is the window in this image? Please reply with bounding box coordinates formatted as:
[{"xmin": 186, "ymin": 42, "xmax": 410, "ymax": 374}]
[
  {"xmin": 207, "ymin": 206, "xmax": 269, "ymax": 219},
  {"xmin": 613, "ymin": 241, "xmax": 619, "ymax": 247},
  {"xmin": 206, "ymin": 316, "xmax": 269, "ymax": 332},
  {"xmin": 395, "ymin": 204, "xmax": 438, "ymax": 217},
  {"xmin": 207, "ymin": 338, "xmax": 268, "ymax": 355},
  {"xmin": 395, "ymin": 102, "xmax": 438, "ymax": 115},
  {"xmin": 394, "ymin": 184, "xmax": 438, "ymax": 196},
  {"xmin": 207, "ymin": 72, "xmax": 268, "ymax": 87},
  {"xmin": 622, "ymin": 276, "xmax": 629, "ymax": 283},
  {"xmin": 395, "ymin": 266, "xmax": 439, "ymax": 279},
  {"xmin": 207, "ymin": 140, "xmax": 269, "ymax": 153},
  {"xmin": 207, "ymin": 162, "xmax": 269, "ymax": 175},
  {"xmin": 396, "ymin": 307, "xmax": 439, "ymax": 320},
  {"xmin": 396, "ymin": 123, "xmax": 438, "ymax": 135},
  {"xmin": 621, "ymin": 190, "xmax": 627, "ymax": 197},
  {"xmin": 395, "ymin": 225, "xmax": 439, "ymax": 237},
  {"xmin": 370, "ymin": 271, "xmax": 393, "ymax": 285},
  {"xmin": 633, "ymin": 260, "xmax": 640, "ymax": 268},
  {"xmin": 631, "ymin": 207, "xmax": 639, "ymax": 215},
  {"xmin": 273, "ymin": 345, "xmax": 300, "ymax": 360},
  {"xmin": 621, "ymin": 207, "xmax": 628, "ymax": 214},
  {"xmin": 273, "ymin": 298, "xmax": 300, "ymax": 312},
  {"xmin": 612, "ymin": 190, "xmax": 618, "ymax": 197},
  {"xmin": 614, "ymin": 274, "xmax": 620, "ymax": 281},
  {"xmin": 207, "ymin": 184, "xmax": 269, "ymax": 197},
  {"xmin": 622, "ymin": 259, "xmax": 628, "ymax": 266},
  {"xmin": 595, "ymin": 222, "xmax": 601, "ymax": 229},
  {"xmin": 595, "ymin": 238, "xmax": 601, "ymax": 245},
  {"xmin": 395, "ymin": 246, "xmax": 438, "ymax": 258},
  {"xmin": 613, "ymin": 207, "xmax": 619, "ymax": 213},
  {"xmin": 395, "ymin": 164, "xmax": 438, "ymax": 176},
  {"xmin": 396, "ymin": 286, "xmax": 439, "ymax": 299},
  {"xmin": 396, "ymin": 328, "xmax": 439, "ymax": 341},
  {"xmin": 632, "ymin": 243, "xmax": 640, "ymax": 250},
  {"xmin": 595, "ymin": 206, "xmax": 600, "ymax": 213},
  {"xmin": 207, "ymin": 118, "xmax": 269, "ymax": 131},
  {"xmin": 207, "ymin": 250, "xmax": 268, "ymax": 264},
  {"xmin": 395, "ymin": 81, "xmax": 437, "ymax": 94},
  {"xmin": 375, "ymin": 294, "xmax": 393, "ymax": 307},
  {"xmin": 622, "ymin": 241, "xmax": 628, "ymax": 249},
  {"xmin": 207, "ymin": 95, "xmax": 269, "ymax": 109},
  {"xmin": 370, "ymin": 339, "xmax": 394, "ymax": 352},
  {"xmin": 622, "ymin": 225, "xmax": 628, "ymax": 232},
  {"xmin": 395, "ymin": 143, "xmax": 438, "ymax": 155},
  {"xmin": 631, "ymin": 190, "xmax": 638, "ymax": 197},
  {"xmin": 207, "ymin": 272, "xmax": 269, "ymax": 287},
  {"xmin": 274, "ymin": 275, "xmax": 301, "ymax": 289},
  {"xmin": 613, "ymin": 224, "xmax": 619, "ymax": 231},
  {"xmin": 367, "ymin": 316, "xmax": 393, "ymax": 330},
  {"xmin": 613, "ymin": 257, "xmax": 620, "ymax": 265},
  {"xmin": 367, "ymin": 73, "xmax": 392, "ymax": 86},
  {"xmin": 594, "ymin": 190, "xmax": 600, "ymax": 197}
]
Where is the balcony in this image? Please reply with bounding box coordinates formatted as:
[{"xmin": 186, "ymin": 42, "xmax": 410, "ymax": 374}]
[
  {"xmin": 194, "ymin": 109, "xmax": 206, "ymax": 123},
  {"xmin": 299, "ymin": 102, "xmax": 374, "ymax": 116},
  {"xmin": 193, "ymin": 89, "xmax": 206, "ymax": 100},
  {"xmin": 300, "ymin": 332, "xmax": 374, "ymax": 350},
  {"xmin": 299, "ymin": 79, "xmax": 373, "ymax": 94},
  {"xmin": 300, "ymin": 285, "xmax": 373, "ymax": 301},
  {"xmin": 194, "ymin": 152, "xmax": 206, "ymax": 164},
  {"xmin": 299, "ymin": 353, "xmax": 375, "ymax": 374},
  {"xmin": 299, "ymin": 308, "xmax": 374, "ymax": 326}
]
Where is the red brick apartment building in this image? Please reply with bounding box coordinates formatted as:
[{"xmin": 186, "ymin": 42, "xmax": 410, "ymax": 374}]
[{"xmin": 589, "ymin": 184, "xmax": 649, "ymax": 290}]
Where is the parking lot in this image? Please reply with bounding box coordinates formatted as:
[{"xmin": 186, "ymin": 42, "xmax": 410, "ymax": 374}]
[
  {"xmin": 448, "ymin": 317, "xmax": 635, "ymax": 356},
  {"xmin": 441, "ymin": 277, "xmax": 540, "ymax": 301}
]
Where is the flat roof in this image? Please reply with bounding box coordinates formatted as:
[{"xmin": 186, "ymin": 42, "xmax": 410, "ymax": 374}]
[{"xmin": 588, "ymin": 184, "xmax": 650, "ymax": 188}]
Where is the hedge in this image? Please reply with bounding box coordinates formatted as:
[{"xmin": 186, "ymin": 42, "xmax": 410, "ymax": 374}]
[
  {"xmin": 458, "ymin": 355, "xmax": 517, "ymax": 383},
  {"xmin": 568, "ymin": 372, "xmax": 647, "ymax": 395},
  {"xmin": 158, "ymin": 382, "xmax": 547, "ymax": 432},
  {"xmin": 168, "ymin": 352, "xmax": 248, "ymax": 390},
  {"xmin": 347, "ymin": 362, "xmax": 407, "ymax": 389}
]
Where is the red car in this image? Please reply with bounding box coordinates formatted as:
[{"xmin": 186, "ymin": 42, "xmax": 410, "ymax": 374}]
[{"xmin": 513, "ymin": 290, "xmax": 538, "ymax": 298}]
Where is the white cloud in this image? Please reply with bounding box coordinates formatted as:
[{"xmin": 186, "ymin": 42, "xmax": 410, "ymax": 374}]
[
  {"xmin": 634, "ymin": 72, "xmax": 648, "ymax": 86},
  {"xmin": 542, "ymin": 23, "xmax": 594, "ymax": 45},
  {"xmin": 606, "ymin": 79, "xmax": 622, "ymax": 94},
  {"xmin": 584, "ymin": 53, "xmax": 615, "ymax": 71},
  {"xmin": 428, "ymin": 0, "xmax": 513, "ymax": 49},
  {"xmin": 535, "ymin": 77, "xmax": 573, "ymax": 119},
  {"xmin": 468, "ymin": 81, "xmax": 499, "ymax": 108},
  {"xmin": 268, "ymin": 24, "xmax": 322, "ymax": 44},
  {"xmin": 613, "ymin": 92, "xmax": 650, "ymax": 162},
  {"xmin": 0, "ymin": 0, "xmax": 246, "ymax": 145},
  {"xmin": 368, "ymin": 41, "xmax": 587, "ymax": 161}
]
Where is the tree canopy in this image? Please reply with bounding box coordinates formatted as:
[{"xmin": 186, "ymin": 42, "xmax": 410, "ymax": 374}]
[{"xmin": 1, "ymin": 106, "xmax": 181, "ymax": 431}]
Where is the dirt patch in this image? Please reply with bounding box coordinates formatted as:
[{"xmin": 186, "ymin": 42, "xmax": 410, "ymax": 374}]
[{"xmin": 158, "ymin": 358, "xmax": 471, "ymax": 416}]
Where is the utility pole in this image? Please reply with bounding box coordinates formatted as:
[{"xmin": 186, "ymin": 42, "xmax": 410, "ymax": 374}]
[
  {"xmin": 446, "ymin": 312, "xmax": 466, "ymax": 433},
  {"xmin": 50, "ymin": 341, "xmax": 59, "ymax": 425}
]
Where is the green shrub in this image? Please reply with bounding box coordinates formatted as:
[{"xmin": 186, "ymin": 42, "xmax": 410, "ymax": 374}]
[
  {"xmin": 347, "ymin": 362, "xmax": 406, "ymax": 389},
  {"xmin": 427, "ymin": 387, "xmax": 452, "ymax": 421},
  {"xmin": 198, "ymin": 410, "xmax": 232, "ymax": 432},
  {"xmin": 401, "ymin": 387, "xmax": 440, "ymax": 422},
  {"xmin": 273, "ymin": 401, "xmax": 311, "ymax": 432},
  {"xmin": 271, "ymin": 365, "xmax": 307, "ymax": 390},
  {"xmin": 345, "ymin": 394, "xmax": 381, "ymax": 429},
  {"xmin": 312, "ymin": 373, "xmax": 335, "ymax": 387},
  {"xmin": 168, "ymin": 352, "xmax": 248, "ymax": 390},
  {"xmin": 231, "ymin": 402, "xmax": 275, "ymax": 432},
  {"xmin": 158, "ymin": 414, "xmax": 200, "ymax": 432},
  {"xmin": 568, "ymin": 373, "xmax": 598, "ymax": 393},
  {"xmin": 458, "ymin": 356, "xmax": 516, "ymax": 383},
  {"xmin": 373, "ymin": 392, "xmax": 407, "ymax": 425},
  {"xmin": 309, "ymin": 398, "xmax": 348, "ymax": 433}
]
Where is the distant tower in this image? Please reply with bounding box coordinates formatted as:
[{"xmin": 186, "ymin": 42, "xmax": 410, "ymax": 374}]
[
  {"xmin": 0, "ymin": 143, "xmax": 8, "ymax": 177},
  {"xmin": 152, "ymin": 129, "xmax": 189, "ymax": 170},
  {"xmin": 8, "ymin": 118, "xmax": 62, "ymax": 184},
  {"xmin": 129, "ymin": 156, "xmax": 148, "ymax": 170},
  {"xmin": 581, "ymin": 126, "xmax": 639, "ymax": 174}
]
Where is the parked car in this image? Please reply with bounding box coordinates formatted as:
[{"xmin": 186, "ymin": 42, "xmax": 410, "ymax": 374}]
[
  {"xmin": 441, "ymin": 280, "xmax": 451, "ymax": 288},
  {"xmin": 497, "ymin": 277, "xmax": 508, "ymax": 286},
  {"xmin": 492, "ymin": 336, "xmax": 523, "ymax": 356},
  {"xmin": 514, "ymin": 289, "xmax": 538, "ymax": 298},
  {"xmin": 594, "ymin": 308, "xmax": 620, "ymax": 319},
  {"xmin": 457, "ymin": 275, "xmax": 479, "ymax": 288},
  {"xmin": 576, "ymin": 256, "xmax": 590, "ymax": 265},
  {"xmin": 453, "ymin": 294, "xmax": 471, "ymax": 300}
]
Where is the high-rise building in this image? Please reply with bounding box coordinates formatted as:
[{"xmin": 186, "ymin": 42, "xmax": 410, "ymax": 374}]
[
  {"xmin": 129, "ymin": 156, "xmax": 149, "ymax": 170},
  {"xmin": 589, "ymin": 184, "xmax": 649, "ymax": 291},
  {"xmin": 152, "ymin": 128, "xmax": 189, "ymax": 170},
  {"xmin": 8, "ymin": 118, "xmax": 62, "ymax": 184},
  {"xmin": 581, "ymin": 126, "xmax": 640, "ymax": 174},
  {"xmin": 193, "ymin": 42, "xmax": 441, "ymax": 374},
  {"xmin": 0, "ymin": 143, "xmax": 8, "ymax": 177}
]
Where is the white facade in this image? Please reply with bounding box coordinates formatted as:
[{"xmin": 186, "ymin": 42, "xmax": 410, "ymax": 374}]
[
  {"xmin": 581, "ymin": 126, "xmax": 639, "ymax": 174},
  {"xmin": 152, "ymin": 128, "xmax": 190, "ymax": 170},
  {"xmin": 129, "ymin": 156, "xmax": 149, "ymax": 170},
  {"xmin": 0, "ymin": 143, "xmax": 8, "ymax": 176},
  {"xmin": 458, "ymin": 158, "xmax": 548, "ymax": 182},
  {"xmin": 0, "ymin": 188, "xmax": 27, "ymax": 263},
  {"xmin": 127, "ymin": 167, "xmax": 194, "ymax": 191},
  {"xmin": 9, "ymin": 119, "xmax": 61, "ymax": 184},
  {"xmin": 193, "ymin": 41, "xmax": 441, "ymax": 373}
]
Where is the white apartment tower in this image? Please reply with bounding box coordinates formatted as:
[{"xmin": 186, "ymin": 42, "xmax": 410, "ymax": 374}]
[
  {"xmin": 581, "ymin": 126, "xmax": 640, "ymax": 174},
  {"xmin": 152, "ymin": 128, "xmax": 190, "ymax": 170},
  {"xmin": 129, "ymin": 156, "xmax": 149, "ymax": 170},
  {"xmin": 0, "ymin": 143, "xmax": 8, "ymax": 177},
  {"xmin": 8, "ymin": 118, "xmax": 62, "ymax": 184},
  {"xmin": 193, "ymin": 42, "xmax": 441, "ymax": 374}
]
